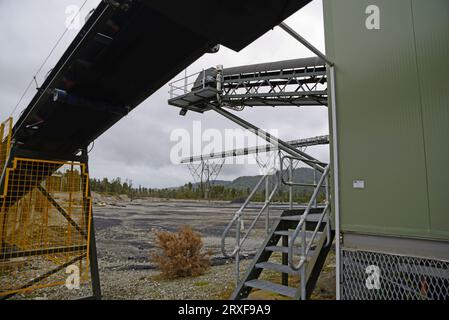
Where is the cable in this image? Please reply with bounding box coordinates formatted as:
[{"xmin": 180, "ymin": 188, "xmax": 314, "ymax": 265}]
[
  {"xmin": 87, "ymin": 140, "xmax": 95, "ymax": 154},
  {"xmin": 9, "ymin": 0, "xmax": 90, "ymax": 118}
]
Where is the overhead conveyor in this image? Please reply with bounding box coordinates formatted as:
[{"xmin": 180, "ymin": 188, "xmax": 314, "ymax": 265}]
[
  {"xmin": 12, "ymin": 0, "xmax": 313, "ymax": 157},
  {"xmin": 168, "ymin": 55, "xmax": 329, "ymax": 174},
  {"xmin": 181, "ymin": 135, "xmax": 329, "ymax": 201},
  {"xmin": 181, "ymin": 135, "xmax": 329, "ymax": 164},
  {"xmin": 168, "ymin": 57, "xmax": 327, "ymax": 113}
]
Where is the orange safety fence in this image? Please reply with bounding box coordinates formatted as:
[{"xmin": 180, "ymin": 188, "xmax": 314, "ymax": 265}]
[{"xmin": 0, "ymin": 120, "xmax": 92, "ymax": 297}]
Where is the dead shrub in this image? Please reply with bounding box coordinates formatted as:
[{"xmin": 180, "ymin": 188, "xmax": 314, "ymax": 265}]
[{"xmin": 151, "ymin": 225, "xmax": 211, "ymax": 279}]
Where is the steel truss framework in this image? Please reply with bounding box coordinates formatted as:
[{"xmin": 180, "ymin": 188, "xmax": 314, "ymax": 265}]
[
  {"xmin": 187, "ymin": 159, "xmax": 225, "ymax": 200},
  {"xmin": 221, "ymin": 61, "xmax": 327, "ymax": 109},
  {"xmin": 181, "ymin": 135, "xmax": 329, "ymax": 164},
  {"xmin": 183, "ymin": 135, "xmax": 328, "ymax": 202},
  {"xmin": 168, "ymin": 57, "xmax": 328, "ymax": 113}
]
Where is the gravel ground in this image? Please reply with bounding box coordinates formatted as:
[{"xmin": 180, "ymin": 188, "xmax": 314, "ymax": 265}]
[
  {"xmin": 25, "ymin": 258, "xmax": 253, "ymax": 300},
  {"xmin": 11, "ymin": 197, "xmax": 335, "ymax": 300}
]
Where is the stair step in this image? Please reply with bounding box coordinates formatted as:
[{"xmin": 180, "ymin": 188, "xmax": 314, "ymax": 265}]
[
  {"xmin": 256, "ymin": 262, "xmax": 299, "ymax": 274},
  {"xmin": 265, "ymin": 246, "xmax": 315, "ymax": 256},
  {"xmin": 245, "ymin": 279, "xmax": 296, "ymax": 298},
  {"xmin": 274, "ymin": 230, "xmax": 322, "ymax": 238},
  {"xmin": 281, "ymin": 213, "xmax": 328, "ymax": 222}
]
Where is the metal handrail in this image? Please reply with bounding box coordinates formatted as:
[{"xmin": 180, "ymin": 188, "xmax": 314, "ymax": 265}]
[
  {"xmin": 288, "ymin": 164, "xmax": 330, "ymax": 271},
  {"xmin": 279, "ymin": 155, "xmax": 327, "ymax": 187},
  {"xmin": 168, "ymin": 69, "xmax": 206, "ymax": 98},
  {"xmin": 221, "ymin": 173, "xmax": 279, "ymax": 259},
  {"xmin": 281, "ymin": 154, "xmax": 327, "ymax": 167}
]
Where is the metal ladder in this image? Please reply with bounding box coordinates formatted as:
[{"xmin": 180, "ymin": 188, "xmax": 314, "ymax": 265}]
[{"xmin": 222, "ymin": 163, "xmax": 333, "ymax": 300}]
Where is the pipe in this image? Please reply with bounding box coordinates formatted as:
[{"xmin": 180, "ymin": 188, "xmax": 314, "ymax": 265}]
[
  {"xmin": 329, "ymin": 66, "xmax": 341, "ymax": 300},
  {"xmin": 279, "ymin": 22, "xmax": 333, "ymax": 66}
]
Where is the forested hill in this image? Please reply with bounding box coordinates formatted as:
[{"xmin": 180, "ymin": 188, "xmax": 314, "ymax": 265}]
[{"xmin": 90, "ymin": 167, "xmax": 322, "ymax": 201}]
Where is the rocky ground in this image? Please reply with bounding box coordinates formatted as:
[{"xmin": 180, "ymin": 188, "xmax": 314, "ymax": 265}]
[{"xmin": 16, "ymin": 195, "xmax": 335, "ymax": 300}]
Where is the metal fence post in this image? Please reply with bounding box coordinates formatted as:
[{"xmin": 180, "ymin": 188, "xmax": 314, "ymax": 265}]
[
  {"xmin": 235, "ymin": 214, "xmax": 241, "ymax": 286},
  {"xmin": 289, "ymin": 158, "xmax": 293, "ymax": 209},
  {"xmin": 313, "ymin": 169, "xmax": 317, "ymax": 208},
  {"xmin": 300, "ymin": 222, "xmax": 307, "ymax": 300},
  {"xmin": 265, "ymin": 176, "xmax": 270, "ymax": 235}
]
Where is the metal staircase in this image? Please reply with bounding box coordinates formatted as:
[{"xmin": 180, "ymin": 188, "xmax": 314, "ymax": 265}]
[
  {"xmin": 233, "ymin": 207, "xmax": 333, "ymax": 300},
  {"xmin": 222, "ymin": 163, "xmax": 334, "ymax": 300}
]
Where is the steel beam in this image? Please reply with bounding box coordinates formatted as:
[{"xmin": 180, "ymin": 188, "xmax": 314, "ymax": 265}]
[
  {"xmin": 209, "ymin": 104, "xmax": 326, "ymax": 172},
  {"xmin": 279, "ymin": 22, "xmax": 333, "ymax": 66},
  {"xmin": 36, "ymin": 184, "xmax": 87, "ymax": 239},
  {"xmin": 81, "ymin": 147, "xmax": 101, "ymax": 300},
  {"xmin": 181, "ymin": 135, "xmax": 329, "ymax": 164},
  {"xmin": 0, "ymin": 245, "xmax": 87, "ymax": 260},
  {"xmin": 0, "ymin": 254, "xmax": 86, "ymax": 300}
]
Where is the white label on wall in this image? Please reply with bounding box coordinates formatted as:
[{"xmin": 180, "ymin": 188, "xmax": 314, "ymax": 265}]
[{"xmin": 353, "ymin": 180, "xmax": 365, "ymax": 189}]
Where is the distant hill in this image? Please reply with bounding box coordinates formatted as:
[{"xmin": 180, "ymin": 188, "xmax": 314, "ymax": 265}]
[
  {"xmin": 91, "ymin": 167, "xmax": 323, "ymax": 201},
  {"xmin": 189, "ymin": 167, "xmax": 321, "ymax": 192}
]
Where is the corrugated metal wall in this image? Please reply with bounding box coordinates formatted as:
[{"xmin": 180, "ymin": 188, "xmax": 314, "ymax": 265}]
[{"xmin": 324, "ymin": 0, "xmax": 449, "ymax": 240}]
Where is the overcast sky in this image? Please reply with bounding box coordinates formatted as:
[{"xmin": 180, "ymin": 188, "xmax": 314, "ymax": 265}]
[{"xmin": 0, "ymin": 0, "xmax": 329, "ymax": 188}]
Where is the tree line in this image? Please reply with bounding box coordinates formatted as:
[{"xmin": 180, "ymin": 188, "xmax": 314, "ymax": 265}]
[{"xmin": 89, "ymin": 177, "xmax": 323, "ymax": 203}]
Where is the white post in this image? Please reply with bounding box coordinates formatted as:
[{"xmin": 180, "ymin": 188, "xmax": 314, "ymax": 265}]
[
  {"xmin": 235, "ymin": 214, "xmax": 241, "ymax": 286},
  {"xmin": 265, "ymin": 176, "xmax": 270, "ymax": 234},
  {"xmin": 289, "ymin": 158, "xmax": 293, "ymax": 210},
  {"xmin": 330, "ymin": 65, "xmax": 341, "ymax": 300}
]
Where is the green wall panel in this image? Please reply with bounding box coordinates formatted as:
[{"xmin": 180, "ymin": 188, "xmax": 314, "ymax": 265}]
[
  {"xmin": 324, "ymin": 0, "xmax": 449, "ymax": 240},
  {"xmin": 412, "ymin": 0, "xmax": 449, "ymax": 238}
]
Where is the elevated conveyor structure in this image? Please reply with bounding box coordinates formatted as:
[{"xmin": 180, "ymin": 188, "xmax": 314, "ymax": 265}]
[
  {"xmin": 13, "ymin": 0, "xmax": 312, "ymax": 156},
  {"xmin": 180, "ymin": 135, "xmax": 329, "ymax": 164},
  {"xmin": 181, "ymin": 135, "xmax": 329, "ymax": 201},
  {"xmin": 168, "ymin": 57, "xmax": 327, "ymax": 113},
  {"xmin": 1, "ymin": 0, "xmax": 314, "ymax": 298}
]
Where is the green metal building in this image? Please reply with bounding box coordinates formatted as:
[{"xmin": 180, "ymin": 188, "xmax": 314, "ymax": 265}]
[{"xmin": 324, "ymin": 0, "xmax": 449, "ymax": 299}]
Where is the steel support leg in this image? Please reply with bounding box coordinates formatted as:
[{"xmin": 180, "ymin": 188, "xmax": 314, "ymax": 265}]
[
  {"xmin": 282, "ymin": 235, "xmax": 289, "ymax": 286},
  {"xmin": 81, "ymin": 148, "xmax": 101, "ymax": 300}
]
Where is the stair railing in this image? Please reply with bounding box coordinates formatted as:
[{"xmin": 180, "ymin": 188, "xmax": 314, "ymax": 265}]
[
  {"xmin": 221, "ymin": 172, "xmax": 279, "ymax": 284},
  {"xmin": 280, "ymin": 155, "xmax": 327, "ymax": 206},
  {"xmin": 286, "ymin": 164, "xmax": 330, "ymax": 299}
]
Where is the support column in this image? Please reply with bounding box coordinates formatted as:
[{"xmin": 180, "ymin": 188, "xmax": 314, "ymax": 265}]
[
  {"xmin": 81, "ymin": 147, "xmax": 101, "ymax": 299},
  {"xmin": 282, "ymin": 235, "xmax": 289, "ymax": 286}
]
